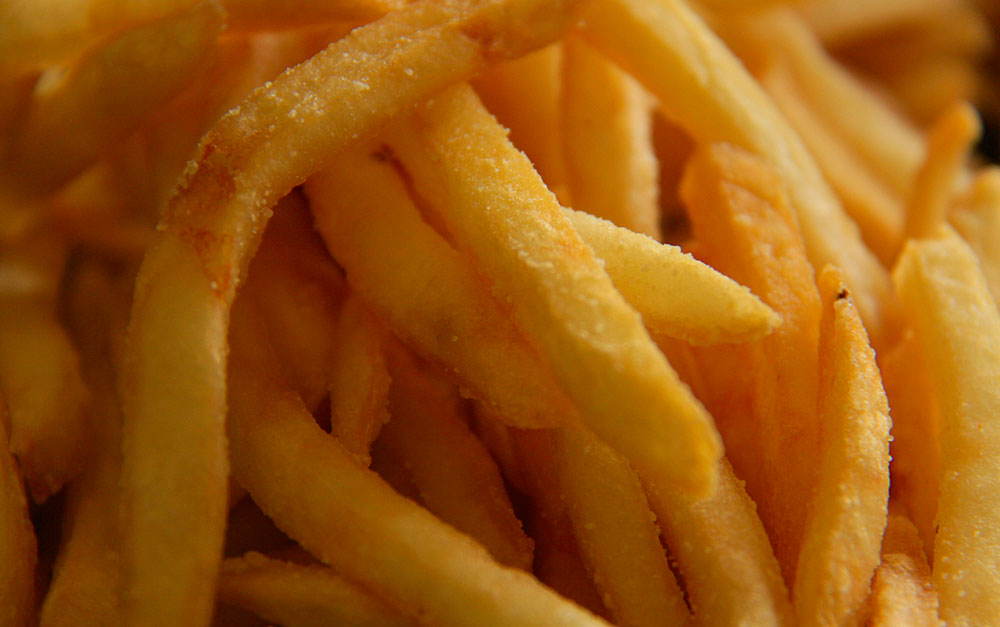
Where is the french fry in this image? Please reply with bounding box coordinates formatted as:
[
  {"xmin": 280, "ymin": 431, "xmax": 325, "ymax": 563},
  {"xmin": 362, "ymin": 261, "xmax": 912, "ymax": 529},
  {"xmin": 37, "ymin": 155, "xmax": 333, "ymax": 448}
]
[
  {"xmin": 681, "ymin": 142, "xmax": 822, "ymax": 579},
  {"xmin": 564, "ymin": 208, "xmax": 780, "ymax": 344},
  {"xmin": 328, "ymin": 295, "xmax": 391, "ymax": 465},
  {"xmin": 878, "ymin": 330, "xmax": 941, "ymax": 556},
  {"xmin": 905, "ymin": 101, "xmax": 980, "ymax": 239},
  {"xmin": 39, "ymin": 260, "xmax": 125, "ymax": 627},
  {"xmin": 760, "ymin": 64, "xmax": 904, "ymax": 265},
  {"xmin": 6, "ymin": 1, "xmax": 225, "ymax": 193},
  {"xmin": 644, "ymin": 460, "xmax": 794, "ymax": 627},
  {"xmin": 867, "ymin": 515, "xmax": 941, "ymax": 627},
  {"xmin": 471, "ymin": 44, "xmax": 570, "ymax": 203},
  {"xmin": 562, "ymin": 34, "xmax": 661, "ymax": 238},
  {"xmin": 951, "ymin": 166, "xmax": 1000, "ymax": 306},
  {"xmin": 218, "ymin": 552, "xmax": 412, "ymax": 627},
  {"xmin": 306, "ymin": 141, "xmax": 571, "ymax": 430},
  {"xmin": 893, "ymin": 227, "xmax": 1000, "ymax": 627},
  {"xmin": 0, "ymin": 394, "xmax": 36, "ymax": 627},
  {"xmin": 392, "ymin": 84, "xmax": 722, "ymax": 495},
  {"xmin": 0, "ymin": 234, "xmax": 91, "ymax": 503},
  {"xmin": 119, "ymin": 1, "xmax": 586, "ymax": 622},
  {"xmin": 793, "ymin": 265, "xmax": 891, "ymax": 626},
  {"xmin": 226, "ymin": 298, "xmax": 610, "ymax": 627},
  {"xmin": 579, "ymin": 0, "xmax": 895, "ymax": 344},
  {"xmin": 546, "ymin": 426, "xmax": 692, "ymax": 627},
  {"xmin": 376, "ymin": 345, "xmax": 533, "ymax": 570}
]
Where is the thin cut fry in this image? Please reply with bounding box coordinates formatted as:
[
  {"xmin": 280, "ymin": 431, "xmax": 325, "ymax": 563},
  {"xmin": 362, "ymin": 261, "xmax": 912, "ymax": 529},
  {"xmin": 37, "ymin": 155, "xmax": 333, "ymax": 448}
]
[
  {"xmin": 579, "ymin": 0, "xmax": 895, "ymax": 344},
  {"xmin": 119, "ymin": 1, "xmax": 586, "ymax": 623},
  {"xmin": 306, "ymin": 141, "xmax": 571, "ymax": 430},
  {"xmin": 0, "ymin": 234, "xmax": 90, "ymax": 502},
  {"xmin": 562, "ymin": 34, "xmax": 661, "ymax": 238},
  {"xmin": 218, "ymin": 552, "xmax": 412, "ymax": 627},
  {"xmin": 905, "ymin": 101, "xmax": 981, "ymax": 239},
  {"xmin": 376, "ymin": 344, "xmax": 533, "ymax": 570},
  {"xmin": 793, "ymin": 265, "xmax": 891, "ymax": 627},
  {"xmin": 0, "ymin": 393, "xmax": 36, "ymax": 627},
  {"xmin": 893, "ymin": 228, "xmax": 1000, "ymax": 627},
  {"xmin": 681, "ymin": 142, "xmax": 822, "ymax": 579},
  {"xmin": 867, "ymin": 515, "xmax": 941, "ymax": 627},
  {"xmin": 392, "ymin": 84, "xmax": 722, "ymax": 495},
  {"xmin": 564, "ymin": 207, "xmax": 780, "ymax": 345},
  {"xmin": 328, "ymin": 295, "xmax": 391, "ymax": 466},
  {"xmin": 7, "ymin": 1, "xmax": 225, "ymax": 193},
  {"xmin": 644, "ymin": 460, "xmax": 794, "ymax": 627},
  {"xmin": 226, "ymin": 298, "xmax": 610, "ymax": 627}
]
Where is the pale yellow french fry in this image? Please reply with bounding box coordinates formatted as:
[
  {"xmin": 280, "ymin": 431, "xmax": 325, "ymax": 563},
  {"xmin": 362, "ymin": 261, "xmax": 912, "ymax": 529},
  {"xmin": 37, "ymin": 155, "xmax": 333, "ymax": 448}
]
[
  {"xmin": 0, "ymin": 393, "xmax": 36, "ymax": 627},
  {"xmin": 377, "ymin": 345, "xmax": 533, "ymax": 571},
  {"xmin": 306, "ymin": 142, "xmax": 571, "ymax": 430},
  {"xmin": 40, "ymin": 260, "xmax": 125, "ymax": 627},
  {"xmin": 733, "ymin": 9, "xmax": 925, "ymax": 200},
  {"xmin": 0, "ymin": 234, "xmax": 90, "ymax": 502},
  {"xmin": 227, "ymin": 298, "xmax": 610, "ymax": 627},
  {"xmin": 905, "ymin": 102, "xmax": 980, "ymax": 240},
  {"xmin": 793, "ymin": 265, "xmax": 891, "ymax": 627},
  {"xmin": 119, "ymin": 1, "xmax": 586, "ymax": 622},
  {"xmin": 579, "ymin": 0, "xmax": 895, "ymax": 344},
  {"xmin": 893, "ymin": 227, "xmax": 1000, "ymax": 627},
  {"xmin": 328, "ymin": 295, "xmax": 391, "ymax": 466},
  {"xmin": 392, "ymin": 84, "xmax": 722, "ymax": 495},
  {"xmin": 7, "ymin": 1, "xmax": 225, "ymax": 193},
  {"xmin": 951, "ymin": 166, "xmax": 1000, "ymax": 307},
  {"xmin": 868, "ymin": 515, "xmax": 941, "ymax": 627},
  {"xmin": 562, "ymin": 35, "xmax": 660, "ymax": 239},
  {"xmin": 548, "ymin": 426, "xmax": 692, "ymax": 627},
  {"xmin": 564, "ymin": 207, "xmax": 780, "ymax": 344},
  {"xmin": 760, "ymin": 64, "xmax": 903, "ymax": 265},
  {"xmin": 644, "ymin": 459, "xmax": 794, "ymax": 627},
  {"xmin": 218, "ymin": 552, "xmax": 412, "ymax": 627},
  {"xmin": 472, "ymin": 44, "xmax": 570, "ymax": 204}
]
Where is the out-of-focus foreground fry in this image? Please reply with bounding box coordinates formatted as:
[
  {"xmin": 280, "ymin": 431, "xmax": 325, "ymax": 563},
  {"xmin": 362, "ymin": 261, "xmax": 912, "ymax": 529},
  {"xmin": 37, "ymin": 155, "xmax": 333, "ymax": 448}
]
[{"xmin": 1, "ymin": 0, "xmax": 999, "ymax": 623}]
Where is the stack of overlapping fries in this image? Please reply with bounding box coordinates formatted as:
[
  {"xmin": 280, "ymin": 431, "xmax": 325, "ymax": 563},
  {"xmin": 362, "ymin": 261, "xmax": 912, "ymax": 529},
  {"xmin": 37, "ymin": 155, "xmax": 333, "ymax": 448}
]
[{"xmin": 1, "ymin": 0, "xmax": 998, "ymax": 625}]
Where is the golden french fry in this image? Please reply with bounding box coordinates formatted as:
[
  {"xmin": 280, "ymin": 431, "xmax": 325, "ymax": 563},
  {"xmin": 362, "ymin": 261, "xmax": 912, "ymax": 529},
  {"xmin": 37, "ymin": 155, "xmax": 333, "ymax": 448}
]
[
  {"xmin": 6, "ymin": 1, "xmax": 225, "ymax": 193},
  {"xmin": 564, "ymin": 207, "xmax": 780, "ymax": 344},
  {"xmin": 392, "ymin": 84, "xmax": 722, "ymax": 495},
  {"xmin": 0, "ymin": 234, "xmax": 90, "ymax": 503},
  {"xmin": 226, "ymin": 298, "xmax": 610, "ymax": 627},
  {"xmin": 218, "ymin": 552, "xmax": 412, "ymax": 627},
  {"xmin": 547, "ymin": 426, "xmax": 692, "ymax": 627},
  {"xmin": 119, "ymin": 1, "xmax": 585, "ymax": 622},
  {"xmin": 579, "ymin": 0, "xmax": 895, "ymax": 344},
  {"xmin": 328, "ymin": 295, "xmax": 391, "ymax": 465},
  {"xmin": 868, "ymin": 515, "xmax": 940, "ymax": 627},
  {"xmin": 905, "ymin": 101, "xmax": 980, "ymax": 239},
  {"xmin": 951, "ymin": 166, "xmax": 1000, "ymax": 306},
  {"xmin": 0, "ymin": 394, "xmax": 36, "ymax": 627},
  {"xmin": 793, "ymin": 265, "xmax": 891, "ymax": 626},
  {"xmin": 893, "ymin": 227, "xmax": 1000, "ymax": 627},
  {"xmin": 472, "ymin": 44, "xmax": 570, "ymax": 204},
  {"xmin": 306, "ymin": 141, "xmax": 571, "ymax": 430},
  {"xmin": 681, "ymin": 142, "xmax": 822, "ymax": 579},
  {"xmin": 562, "ymin": 34, "xmax": 660, "ymax": 238},
  {"xmin": 377, "ymin": 345, "xmax": 533, "ymax": 570},
  {"xmin": 644, "ymin": 459, "xmax": 794, "ymax": 627}
]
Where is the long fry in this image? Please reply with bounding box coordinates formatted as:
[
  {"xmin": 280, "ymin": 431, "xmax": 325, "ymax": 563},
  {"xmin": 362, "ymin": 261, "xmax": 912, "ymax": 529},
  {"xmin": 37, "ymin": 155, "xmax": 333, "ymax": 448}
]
[
  {"xmin": 118, "ymin": 1, "xmax": 585, "ymax": 623},
  {"xmin": 893, "ymin": 228, "xmax": 1000, "ymax": 627},
  {"xmin": 392, "ymin": 84, "xmax": 722, "ymax": 495},
  {"xmin": 579, "ymin": 0, "xmax": 895, "ymax": 344},
  {"xmin": 227, "ymin": 298, "xmax": 610, "ymax": 627},
  {"xmin": 793, "ymin": 265, "xmax": 891, "ymax": 626}
]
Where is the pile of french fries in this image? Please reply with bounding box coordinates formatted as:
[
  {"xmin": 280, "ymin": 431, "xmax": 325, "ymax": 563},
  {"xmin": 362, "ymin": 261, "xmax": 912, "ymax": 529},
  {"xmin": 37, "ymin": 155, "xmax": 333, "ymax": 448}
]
[{"xmin": 1, "ymin": 0, "xmax": 998, "ymax": 625}]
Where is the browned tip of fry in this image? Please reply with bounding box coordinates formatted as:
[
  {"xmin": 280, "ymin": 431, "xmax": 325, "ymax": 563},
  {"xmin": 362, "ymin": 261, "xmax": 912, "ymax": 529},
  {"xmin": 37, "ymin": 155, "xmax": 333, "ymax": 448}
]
[{"xmin": 904, "ymin": 101, "xmax": 982, "ymax": 240}]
